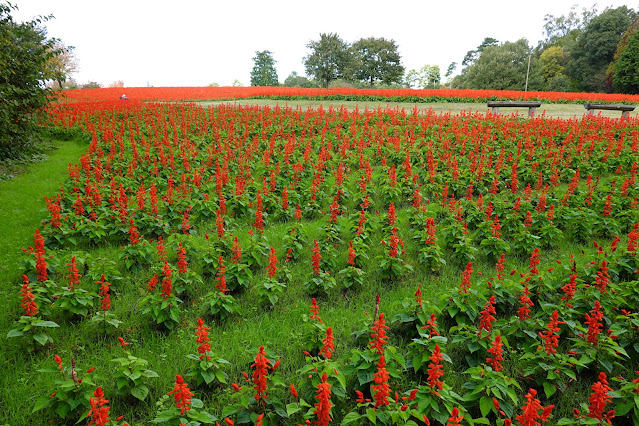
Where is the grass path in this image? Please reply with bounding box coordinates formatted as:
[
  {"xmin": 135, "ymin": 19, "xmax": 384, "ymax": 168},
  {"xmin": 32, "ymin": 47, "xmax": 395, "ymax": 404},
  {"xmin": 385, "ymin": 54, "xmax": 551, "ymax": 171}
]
[{"xmin": 0, "ymin": 135, "xmax": 88, "ymax": 328}]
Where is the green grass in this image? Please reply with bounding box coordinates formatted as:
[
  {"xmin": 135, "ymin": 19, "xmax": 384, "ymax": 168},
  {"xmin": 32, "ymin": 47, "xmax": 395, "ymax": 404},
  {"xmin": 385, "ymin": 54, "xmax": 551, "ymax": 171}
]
[
  {"xmin": 199, "ymin": 99, "xmax": 639, "ymax": 119},
  {"xmin": 0, "ymin": 132, "xmax": 88, "ymax": 424}
]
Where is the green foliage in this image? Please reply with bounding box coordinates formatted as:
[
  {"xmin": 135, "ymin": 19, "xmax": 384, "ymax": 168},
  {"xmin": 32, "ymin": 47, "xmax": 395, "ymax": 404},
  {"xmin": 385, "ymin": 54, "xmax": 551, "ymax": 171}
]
[
  {"xmin": 566, "ymin": 6, "xmax": 636, "ymax": 92},
  {"xmin": 0, "ymin": 3, "xmax": 59, "ymax": 158},
  {"xmin": 612, "ymin": 29, "xmax": 639, "ymax": 93},
  {"xmin": 351, "ymin": 37, "xmax": 404, "ymax": 87},
  {"xmin": 283, "ymin": 71, "xmax": 318, "ymax": 88},
  {"xmin": 457, "ymin": 39, "xmax": 544, "ymax": 91},
  {"xmin": 304, "ymin": 33, "xmax": 353, "ymax": 89},
  {"xmin": 250, "ymin": 50, "xmax": 279, "ymax": 87}
]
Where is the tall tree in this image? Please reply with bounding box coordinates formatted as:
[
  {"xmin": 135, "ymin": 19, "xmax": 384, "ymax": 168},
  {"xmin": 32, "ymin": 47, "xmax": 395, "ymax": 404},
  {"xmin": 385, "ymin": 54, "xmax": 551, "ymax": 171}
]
[
  {"xmin": 612, "ymin": 27, "xmax": 639, "ymax": 93},
  {"xmin": 46, "ymin": 41, "xmax": 78, "ymax": 90},
  {"xmin": 565, "ymin": 6, "xmax": 635, "ymax": 92},
  {"xmin": 250, "ymin": 50, "xmax": 279, "ymax": 87},
  {"xmin": 0, "ymin": 2, "xmax": 60, "ymax": 158},
  {"xmin": 542, "ymin": 4, "xmax": 598, "ymax": 47},
  {"xmin": 304, "ymin": 33, "xmax": 352, "ymax": 89},
  {"xmin": 351, "ymin": 37, "xmax": 404, "ymax": 87},
  {"xmin": 462, "ymin": 37, "xmax": 499, "ymax": 66},
  {"xmin": 283, "ymin": 71, "xmax": 317, "ymax": 88},
  {"xmin": 457, "ymin": 39, "xmax": 543, "ymax": 91}
]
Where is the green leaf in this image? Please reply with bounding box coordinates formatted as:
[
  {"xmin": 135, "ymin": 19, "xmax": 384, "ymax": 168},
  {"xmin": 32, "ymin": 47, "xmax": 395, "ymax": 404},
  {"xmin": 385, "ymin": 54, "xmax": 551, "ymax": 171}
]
[
  {"xmin": 543, "ymin": 381, "xmax": 557, "ymax": 398},
  {"xmin": 341, "ymin": 411, "xmax": 362, "ymax": 425},
  {"xmin": 33, "ymin": 332, "xmax": 50, "ymax": 346},
  {"xmin": 479, "ymin": 395, "xmax": 493, "ymax": 417},
  {"xmin": 187, "ymin": 409, "xmax": 216, "ymax": 424},
  {"xmin": 34, "ymin": 320, "xmax": 59, "ymax": 328},
  {"xmin": 131, "ymin": 384, "xmax": 149, "ymax": 401},
  {"xmin": 366, "ymin": 407, "xmax": 377, "ymax": 424},
  {"xmin": 286, "ymin": 403, "xmax": 301, "ymax": 416},
  {"xmin": 6, "ymin": 328, "xmax": 24, "ymax": 338},
  {"xmin": 32, "ymin": 396, "xmax": 52, "ymax": 413}
]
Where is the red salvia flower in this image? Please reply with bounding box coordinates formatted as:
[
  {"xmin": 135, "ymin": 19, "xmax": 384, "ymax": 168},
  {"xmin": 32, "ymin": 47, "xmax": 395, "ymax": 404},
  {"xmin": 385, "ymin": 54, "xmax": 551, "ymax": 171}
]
[
  {"xmin": 97, "ymin": 274, "xmax": 111, "ymax": 311},
  {"xmin": 496, "ymin": 254, "xmax": 506, "ymax": 281},
  {"xmin": 87, "ymin": 386, "xmax": 110, "ymax": 426},
  {"xmin": 486, "ymin": 334, "xmax": 504, "ymax": 371},
  {"xmin": 118, "ymin": 336, "xmax": 129, "ymax": 348},
  {"xmin": 627, "ymin": 224, "xmax": 639, "ymax": 252},
  {"xmin": 34, "ymin": 229, "xmax": 48, "ymax": 282},
  {"xmin": 216, "ymin": 256, "xmax": 227, "ymax": 293},
  {"xmin": 319, "ymin": 327, "xmax": 334, "ymax": 360},
  {"xmin": 515, "ymin": 388, "xmax": 554, "ymax": 426},
  {"xmin": 427, "ymin": 344, "xmax": 445, "ymax": 390},
  {"xmin": 458, "ymin": 262, "xmax": 473, "ymax": 294},
  {"xmin": 372, "ymin": 354, "xmax": 391, "ymax": 408},
  {"xmin": 267, "ymin": 247, "xmax": 278, "ymax": 278},
  {"xmin": 156, "ymin": 237, "xmax": 167, "ymax": 263},
  {"xmin": 161, "ymin": 261, "xmax": 172, "ymax": 299},
  {"xmin": 414, "ymin": 283, "xmax": 423, "ymax": 307},
  {"xmin": 347, "ymin": 240, "xmax": 356, "ymax": 266},
  {"xmin": 311, "ymin": 239, "xmax": 321, "ymax": 275},
  {"xmin": 251, "ymin": 346, "xmax": 270, "ymax": 405},
  {"xmin": 585, "ymin": 301, "xmax": 604, "ymax": 346},
  {"xmin": 314, "ymin": 373, "xmax": 332, "ymax": 426},
  {"xmin": 524, "ymin": 210, "xmax": 532, "ymax": 227},
  {"xmin": 254, "ymin": 202, "xmax": 264, "ymax": 233},
  {"xmin": 231, "ymin": 236, "xmax": 242, "ymax": 263},
  {"xmin": 54, "ymin": 354, "xmax": 63, "ymax": 371},
  {"xmin": 177, "ymin": 243, "xmax": 188, "ymax": 274},
  {"xmin": 290, "ymin": 383, "xmax": 298, "ymax": 398},
  {"xmin": 309, "ymin": 298, "xmax": 323, "ymax": 324},
  {"xmin": 181, "ymin": 209, "xmax": 190, "ymax": 234},
  {"xmin": 67, "ymin": 256, "xmax": 81, "ymax": 290},
  {"xmin": 294, "ymin": 204, "xmax": 302, "ymax": 222},
  {"xmin": 168, "ymin": 375, "xmax": 194, "ymax": 415},
  {"xmin": 216, "ymin": 209, "xmax": 225, "ymax": 239},
  {"xmin": 281, "ymin": 187, "xmax": 289, "ymax": 212},
  {"xmin": 447, "ymin": 407, "xmax": 464, "ymax": 426},
  {"xmin": 255, "ymin": 413, "xmax": 264, "ymax": 426},
  {"xmin": 594, "ymin": 260, "xmax": 610, "ymax": 294},
  {"xmin": 195, "ymin": 318, "xmax": 211, "ymax": 360},
  {"xmin": 587, "ymin": 372, "xmax": 614, "ymax": 422},
  {"xmin": 539, "ymin": 310, "xmax": 564, "ymax": 356},
  {"xmin": 478, "ymin": 295, "xmax": 497, "ymax": 337},
  {"xmin": 328, "ymin": 196, "xmax": 340, "ymax": 224},
  {"xmin": 146, "ymin": 274, "xmax": 158, "ymax": 291},
  {"xmin": 529, "ymin": 248, "xmax": 540, "ymax": 275},
  {"xmin": 425, "ymin": 217, "xmax": 437, "ymax": 245},
  {"xmin": 387, "ymin": 202, "xmax": 396, "ymax": 226},
  {"xmin": 491, "ymin": 215, "xmax": 502, "ymax": 239},
  {"xmin": 128, "ymin": 219, "xmax": 140, "ymax": 245},
  {"xmin": 369, "ymin": 313, "xmax": 390, "ymax": 355},
  {"xmin": 561, "ymin": 274, "xmax": 577, "ymax": 305},
  {"xmin": 518, "ymin": 285, "xmax": 534, "ymax": 321},
  {"xmin": 421, "ymin": 313, "xmax": 439, "ymax": 338},
  {"xmin": 603, "ymin": 194, "xmax": 612, "ymax": 217},
  {"xmin": 19, "ymin": 276, "xmax": 38, "ymax": 316}
]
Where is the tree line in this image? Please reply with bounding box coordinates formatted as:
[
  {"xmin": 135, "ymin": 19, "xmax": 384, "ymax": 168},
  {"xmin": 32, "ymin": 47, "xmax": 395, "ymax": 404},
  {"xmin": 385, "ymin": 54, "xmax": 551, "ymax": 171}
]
[{"xmin": 253, "ymin": 4, "xmax": 639, "ymax": 94}]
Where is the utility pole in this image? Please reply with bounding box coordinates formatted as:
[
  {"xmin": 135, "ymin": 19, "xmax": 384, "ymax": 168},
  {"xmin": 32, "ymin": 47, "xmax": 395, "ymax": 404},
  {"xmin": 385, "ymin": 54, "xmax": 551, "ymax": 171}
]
[{"xmin": 524, "ymin": 53, "xmax": 532, "ymax": 91}]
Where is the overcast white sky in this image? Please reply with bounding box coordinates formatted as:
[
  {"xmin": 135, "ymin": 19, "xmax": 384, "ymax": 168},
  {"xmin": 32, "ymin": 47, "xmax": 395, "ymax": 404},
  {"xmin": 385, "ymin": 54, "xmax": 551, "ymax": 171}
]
[{"xmin": 10, "ymin": 0, "xmax": 639, "ymax": 87}]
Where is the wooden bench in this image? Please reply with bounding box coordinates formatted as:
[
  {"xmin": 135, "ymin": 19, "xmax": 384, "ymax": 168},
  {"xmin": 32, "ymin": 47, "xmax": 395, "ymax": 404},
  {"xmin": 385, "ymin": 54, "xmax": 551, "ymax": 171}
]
[
  {"xmin": 584, "ymin": 103, "xmax": 636, "ymax": 118},
  {"xmin": 487, "ymin": 101, "xmax": 542, "ymax": 117}
]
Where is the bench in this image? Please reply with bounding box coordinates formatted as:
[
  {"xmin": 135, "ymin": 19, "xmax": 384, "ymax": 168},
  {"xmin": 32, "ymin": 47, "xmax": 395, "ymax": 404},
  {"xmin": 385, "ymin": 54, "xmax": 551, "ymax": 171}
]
[
  {"xmin": 487, "ymin": 101, "xmax": 542, "ymax": 117},
  {"xmin": 584, "ymin": 103, "xmax": 636, "ymax": 118}
]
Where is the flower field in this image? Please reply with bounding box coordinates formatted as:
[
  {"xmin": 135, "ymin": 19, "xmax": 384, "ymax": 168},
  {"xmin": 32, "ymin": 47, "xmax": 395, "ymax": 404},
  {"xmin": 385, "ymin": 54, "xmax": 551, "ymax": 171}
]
[
  {"xmin": 61, "ymin": 86, "xmax": 639, "ymax": 104},
  {"xmin": 5, "ymin": 91, "xmax": 639, "ymax": 425}
]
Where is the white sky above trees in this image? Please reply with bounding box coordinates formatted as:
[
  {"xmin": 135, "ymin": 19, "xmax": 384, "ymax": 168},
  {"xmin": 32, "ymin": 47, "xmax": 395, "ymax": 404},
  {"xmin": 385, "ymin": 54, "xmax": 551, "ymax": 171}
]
[{"xmin": 11, "ymin": 0, "xmax": 639, "ymax": 87}]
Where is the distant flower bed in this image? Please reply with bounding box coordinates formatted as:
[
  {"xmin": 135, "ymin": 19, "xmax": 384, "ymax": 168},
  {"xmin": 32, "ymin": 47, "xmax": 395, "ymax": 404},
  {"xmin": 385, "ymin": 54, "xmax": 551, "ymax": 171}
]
[{"xmin": 59, "ymin": 86, "xmax": 639, "ymax": 104}]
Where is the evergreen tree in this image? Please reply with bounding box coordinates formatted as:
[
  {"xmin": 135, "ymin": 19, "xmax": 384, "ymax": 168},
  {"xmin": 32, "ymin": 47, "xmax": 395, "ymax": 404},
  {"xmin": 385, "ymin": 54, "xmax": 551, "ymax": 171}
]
[{"xmin": 250, "ymin": 51, "xmax": 278, "ymax": 87}]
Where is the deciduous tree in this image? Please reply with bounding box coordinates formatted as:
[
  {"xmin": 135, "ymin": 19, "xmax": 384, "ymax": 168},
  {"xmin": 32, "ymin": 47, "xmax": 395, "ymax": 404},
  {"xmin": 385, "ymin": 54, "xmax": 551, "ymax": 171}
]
[
  {"xmin": 0, "ymin": 2, "xmax": 60, "ymax": 158},
  {"xmin": 351, "ymin": 37, "xmax": 404, "ymax": 87},
  {"xmin": 304, "ymin": 33, "xmax": 353, "ymax": 89}
]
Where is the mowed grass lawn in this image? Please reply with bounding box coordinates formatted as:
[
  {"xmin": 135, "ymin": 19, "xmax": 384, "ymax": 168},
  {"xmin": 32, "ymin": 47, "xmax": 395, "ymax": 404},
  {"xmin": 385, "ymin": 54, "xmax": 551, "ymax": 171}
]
[{"xmin": 200, "ymin": 99, "xmax": 639, "ymax": 119}]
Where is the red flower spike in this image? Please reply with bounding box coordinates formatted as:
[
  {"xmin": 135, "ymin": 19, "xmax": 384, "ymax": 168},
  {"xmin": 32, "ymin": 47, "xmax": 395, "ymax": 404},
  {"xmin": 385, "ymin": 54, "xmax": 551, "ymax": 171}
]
[
  {"xmin": 539, "ymin": 310, "xmax": 564, "ymax": 355},
  {"xmin": 486, "ymin": 334, "xmax": 504, "ymax": 372},
  {"xmin": 314, "ymin": 373, "xmax": 332, "ymax": 426},
  {"xmin": 195, "ymin": 318, "xmax": 211, "ymax": 360},
  {"xmin": 478, "ymin": 295, "xmax": 497, "ymax": 337},
  {"xmin": 19, "ymin": 281, "xmax": 38, "ymax": 317},
  {"xmin": 87, "ymin": 386, "xmax": 110, "ymax": 426},
  {"xmin": 267, "ymin": 247, "xmax": 278, "ymax": 278},
  {"xmin": 427, "ymin": 344, "xmax": 445, "ymax": 390},
  {"xmin": 319, "ymin": 327, "xmax": 335, "ymax": 360},
  {"xmin": 372, "ymin": 354, "xmax": 391, "ymax": 408},
  {"xmin": 168, "ymin": 375, "xmax": 194, "ymax": 416},
  {"xmin": 515, "ymin": 388, "xmax": 554, "ymax": 425},
  {"xmin": 585, "ymin": 301, "xmax": 604, "ymax": 346},
  {"xmin": 447, "ymin": 407, "xmax": 464, "ymax": 426},
  {"xmin": 369, "ymin": 313, "xmax": 389, "ymax": 355},
  {"xmin": 251, "ymin": 346, "xmax": 271, "ymax": 405}
]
